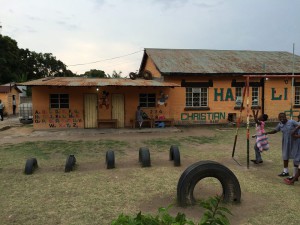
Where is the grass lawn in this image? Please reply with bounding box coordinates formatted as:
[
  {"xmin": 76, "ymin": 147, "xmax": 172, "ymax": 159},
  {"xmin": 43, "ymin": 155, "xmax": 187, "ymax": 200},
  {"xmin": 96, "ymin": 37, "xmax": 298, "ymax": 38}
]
[{"xmin": 0, "ymin": 125, "xmax": 299, "ymax": 225}]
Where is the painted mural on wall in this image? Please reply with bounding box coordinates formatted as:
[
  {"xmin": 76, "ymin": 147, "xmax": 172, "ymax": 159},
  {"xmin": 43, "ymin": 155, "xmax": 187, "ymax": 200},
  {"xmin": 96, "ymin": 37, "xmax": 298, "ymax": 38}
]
[
  {"xmin": 99, "ymin": 91, "xmax": 110, "ymax": 109},
  {"xmin": 34, "ymin": 109, "xmax": 83, "ymax": 128},
  {"xmin": 157, "ymin": 90, "xmax": 168, "ymax": 106}
]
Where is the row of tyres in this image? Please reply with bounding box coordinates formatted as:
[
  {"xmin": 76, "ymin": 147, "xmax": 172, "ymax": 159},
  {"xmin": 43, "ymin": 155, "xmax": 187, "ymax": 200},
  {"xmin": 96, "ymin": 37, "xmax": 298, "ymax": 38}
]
[
  {"xmin": 24, "ymin": 145, "xmax": 181, "ymax": 174},
  {"xmin": 24, "ymin": 147, "xmax": 241, "ymax": 206}
]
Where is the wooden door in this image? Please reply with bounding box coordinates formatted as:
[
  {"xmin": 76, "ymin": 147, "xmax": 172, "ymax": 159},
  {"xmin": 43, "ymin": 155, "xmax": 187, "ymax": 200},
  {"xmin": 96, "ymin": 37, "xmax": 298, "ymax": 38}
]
[
  {"xmin": 112, "ymin": 94, "xmax": 124, "ymax": 128},
  {"xmin": 84, "ymin": 94, "xmax": 97, "ymax": 128}
]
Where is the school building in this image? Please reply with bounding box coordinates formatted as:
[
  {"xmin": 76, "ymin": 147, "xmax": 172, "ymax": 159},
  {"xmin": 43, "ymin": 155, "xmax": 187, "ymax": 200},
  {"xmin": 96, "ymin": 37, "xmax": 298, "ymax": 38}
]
[{"xmin": 19, "ymin": 48, "xmax": 300, "ymax": 129}]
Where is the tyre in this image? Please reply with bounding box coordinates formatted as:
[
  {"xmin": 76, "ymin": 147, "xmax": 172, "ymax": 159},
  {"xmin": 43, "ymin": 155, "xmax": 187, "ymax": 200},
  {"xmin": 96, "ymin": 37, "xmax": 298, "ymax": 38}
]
[
  {"xmin": 169, "ymin": 145, "xmax": 178, "ymax": 160},
  {"xmin": 24, "ymin": 158, "xmax": 38, "ymax": 175},
  {"xmin": 142, "ymin": 70, "xmax": 153, "ymax": 80},
  {"xmin": 139, "ymin": 147, "xmax": 147, "ymax": 162},
  {"xmin": 170, "ymin": 145, "xmax": 181, "ymax": 166},
  {"xmin": 65, "ymin": 155, "xmax": 76, "ymax": 172},
  {"xmin": 140, "ymin": 148, "xmax": 151, "ymax": 167},
  {"xmin": 177, "ymin": 160, "xmax": 241, "ymax": 206},
  {"xmin": 106, "ymin": 150, "xmax": 115, "ymax": 169},
  {"xmin": 129, "ymin": 72, "xmax": 137, "ymax": 80}
]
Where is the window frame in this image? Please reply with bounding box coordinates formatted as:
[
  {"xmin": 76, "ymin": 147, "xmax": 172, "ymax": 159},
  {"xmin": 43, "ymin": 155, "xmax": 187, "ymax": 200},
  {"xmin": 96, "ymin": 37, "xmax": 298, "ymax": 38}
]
[
  {"xmin": 139, "ymin": 93, "xmax": 156, "ymax": 108},
  {"xmin": 50, "ymin": 93, "xmax": 70, "ymax": 109},
  {"xmin": 235, "ymin": 87, "xmax": 243, "ymax": 107},
  {"xmin": 294, "ymin": 86, "xmax": 300, "ymax": 106},
  {"xmin": 251, "ymin": 87, "xmax": 259, "ymax": 106},
  {"xmin": 185, "ymin": 87, "xmax": 208, "ymax": 108}
]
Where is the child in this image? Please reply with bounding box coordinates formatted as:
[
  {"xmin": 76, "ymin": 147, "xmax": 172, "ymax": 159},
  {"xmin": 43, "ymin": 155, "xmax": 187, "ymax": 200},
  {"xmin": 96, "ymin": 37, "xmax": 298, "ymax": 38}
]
[
  {"xmin": 265, "ymin": 112, "xmax": 300, "ymax": 176},
  {"xmin": 251, "ymin": 110, "xmax": 269, "ymax": 164},
  {"xmin": 284, "ymin": 124, "xmax": 300, "ymax": 184}
]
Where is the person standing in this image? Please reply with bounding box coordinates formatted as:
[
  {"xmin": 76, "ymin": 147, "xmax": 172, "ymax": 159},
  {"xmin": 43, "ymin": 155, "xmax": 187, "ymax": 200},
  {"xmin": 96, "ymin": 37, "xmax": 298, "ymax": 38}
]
[
  {"xmin": 284, "ymin": 124, "xmax": 300, "ymax": 184},
  {"xmin": 265, "ymin": 112, "xmax": 299, "ymax": 176},
  {"xmin": 251, "ymin": 110, "xmax": 269, "ymax": 164},
  {"xmin": 0, "ymin": 99, "xmax": 4, "ymax": 121},
  {"xmin": 12, "ymin": 95, "xmax": 16, "ymax": 115},
  {"xmin": 135, "ymin": 106, "xmax": 143, "ymax": 129}
]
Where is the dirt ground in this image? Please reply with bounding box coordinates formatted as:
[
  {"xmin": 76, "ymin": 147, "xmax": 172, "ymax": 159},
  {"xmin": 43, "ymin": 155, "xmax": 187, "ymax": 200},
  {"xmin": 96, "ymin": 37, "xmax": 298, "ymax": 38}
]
[{"xmin": 1, "ymin": 125, "xmax": 298, "ymax": 225}]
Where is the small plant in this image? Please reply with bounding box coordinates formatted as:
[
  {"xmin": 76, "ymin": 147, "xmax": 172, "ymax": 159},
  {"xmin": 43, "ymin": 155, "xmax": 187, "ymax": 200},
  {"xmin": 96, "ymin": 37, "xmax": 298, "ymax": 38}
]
[
  {"xmin": 110, "ymin": 195, "xmax": 232, "ymax": 225},
  {"xmin": 199, "ymin": 195, "xmax": 232, "ymax": 225},
  {"xmin": 111, "ymin": 205, "xmax": 194, "ymax": 225}
]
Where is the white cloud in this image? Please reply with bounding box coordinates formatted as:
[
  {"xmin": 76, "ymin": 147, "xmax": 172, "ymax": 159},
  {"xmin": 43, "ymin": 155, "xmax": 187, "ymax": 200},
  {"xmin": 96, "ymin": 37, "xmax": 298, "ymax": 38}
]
[{"xmin": 0, "ymin": 0, "xmax": 299, "ymax": 76}]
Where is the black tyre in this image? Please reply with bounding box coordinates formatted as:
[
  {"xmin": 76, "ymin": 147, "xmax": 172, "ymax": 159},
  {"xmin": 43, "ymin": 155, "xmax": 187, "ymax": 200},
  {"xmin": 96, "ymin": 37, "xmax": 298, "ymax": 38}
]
[
  {"xmin": 139, "ymin": 147, "xmax": 146, "ymax": 162},
  {"xmin": 24, "ymin": 158, "xmax": 38, "ymax": 175},
  {"xmin": 170, "ymin": 146, "xmax": 181, "ymax": 167},
  {"xmin": 140, "ymin": 148, "xmax": 151, "ymax": 167},
  {"xmin": 106, "ymin": 150, "xmax": 115, "ymax": 169},
  {"xmin": 65, "ymin": 155, "xmax": 76, "ymax": 172},
  {"xmin": 129, "ymin": 72, "xmax": 137, "ymax": 80},
  {"xmin": 177, "ymin": 160, "xmax": 241, "ymax": 206},
  {"xmin": 142, "ymin": 70, "xmax": 153, "ymax": 80}
]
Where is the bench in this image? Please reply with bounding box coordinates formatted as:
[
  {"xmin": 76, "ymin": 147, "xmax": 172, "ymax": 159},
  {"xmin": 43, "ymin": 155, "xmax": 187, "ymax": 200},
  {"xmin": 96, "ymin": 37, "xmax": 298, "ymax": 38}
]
[
  {"xmin": 98, "ymin": 119, "xmax": 118, "ymax": 128},
  {"xmin": 130, "ymin": 119, "xmax": 153, "ymax": 128},
  {"xmin": 154, "ymin": 118, "xmax": 175, "ymax": 127}
]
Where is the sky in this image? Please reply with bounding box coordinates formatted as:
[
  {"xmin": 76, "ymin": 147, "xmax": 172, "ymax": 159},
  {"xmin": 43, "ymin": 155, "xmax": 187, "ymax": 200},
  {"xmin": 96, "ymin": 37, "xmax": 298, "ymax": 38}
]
[{"xmin": 0, "ymin": 0, "xmax": 300, "ymax": 77}]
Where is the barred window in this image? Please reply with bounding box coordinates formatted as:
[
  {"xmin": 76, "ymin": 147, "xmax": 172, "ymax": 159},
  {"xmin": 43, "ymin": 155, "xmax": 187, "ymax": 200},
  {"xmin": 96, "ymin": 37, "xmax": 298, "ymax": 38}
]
[
  {"xmin": 235, "ymin": 87, "xmax": 243, "ymax": 106},
  {"xmin": 50, "ymin": 94, "xmax": 69, "ymax": 109},
  {"xmin": 186, "ymin": 87, "xmax": 208, "ymax": 107},
  {"xmin": 139, "ymin": 93, "xmax": 156, "ymax": 107},
  {"xmin": 295, "ymin": 87, "xmax": 300, "ymax": 105},
  {"xmin": 252, "ymin": 87, "xmax": 259, "ymax": 106}
]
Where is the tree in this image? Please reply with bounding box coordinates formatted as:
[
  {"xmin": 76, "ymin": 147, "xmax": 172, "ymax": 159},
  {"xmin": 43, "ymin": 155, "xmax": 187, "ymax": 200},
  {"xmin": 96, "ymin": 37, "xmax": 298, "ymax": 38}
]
[
  {"xmin": 0, "ymin": 34, "xmax": 76, "ymax": 84},
  {"xmin": 0, "ymin": 35, "xmax": 21, "ymax": 84},
  {"xmin": 82, "ymin": 69, "xmax": 108, "ymax": 78},
  {"xmin": 109, "ymin": 70, "xmax": 122, "ymax": 78},
  {"xmin": 19, "ymin": 49, "xmax": 75, "ymax": 79}
]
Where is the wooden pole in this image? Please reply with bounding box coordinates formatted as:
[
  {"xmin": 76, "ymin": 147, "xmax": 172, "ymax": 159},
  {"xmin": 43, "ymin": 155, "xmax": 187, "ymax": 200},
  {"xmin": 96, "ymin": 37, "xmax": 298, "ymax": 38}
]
[
  {"xmin": 232, "ymin": 82, "xmax": 247, "ymax": 162},
  {"xmin": 246, "ymin": 76, "xmax": 250, "ymax": 169}
]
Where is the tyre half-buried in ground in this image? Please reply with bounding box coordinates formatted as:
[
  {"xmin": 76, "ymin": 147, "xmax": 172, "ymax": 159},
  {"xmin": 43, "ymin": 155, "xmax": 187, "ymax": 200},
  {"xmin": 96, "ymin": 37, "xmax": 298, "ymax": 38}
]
[{"xmin": 177, "ymin": 160, "xmax": 241, "ymax": 206}]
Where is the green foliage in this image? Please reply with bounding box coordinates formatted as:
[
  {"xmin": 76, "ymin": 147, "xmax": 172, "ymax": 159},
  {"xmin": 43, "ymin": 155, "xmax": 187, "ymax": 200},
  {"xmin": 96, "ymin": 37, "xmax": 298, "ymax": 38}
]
[
  {"xmin": 199, "ymin": 196, "xmax": 232, "ymax": 225},
  {"xmin": 111, "ymin": 196, "xmax": 232, "ymax": 225},
  {"xmin": 109, "ymin": 70, "xmax": 122, "ymax": 78},
  {"xmin": 82, "ymin": 69, "xmax": 108, "ymax": 78},
  {"xmin": 0, "ymin": 35, "xmax": 75, "ymax": 84},
  {"xmin": 111, "ymin": 205, "xmax": 195, "ymax": 225}
]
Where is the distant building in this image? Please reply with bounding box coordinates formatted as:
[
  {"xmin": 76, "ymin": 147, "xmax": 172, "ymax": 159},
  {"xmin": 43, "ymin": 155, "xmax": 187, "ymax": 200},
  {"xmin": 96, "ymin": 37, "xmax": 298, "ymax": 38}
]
[
  {"xmin": 0, "ymin": 83, "xmax": 22, "ymax": 115},
  {"xmin": 19, "ymin": 48, "xmax": 300, "ymax": 129}
]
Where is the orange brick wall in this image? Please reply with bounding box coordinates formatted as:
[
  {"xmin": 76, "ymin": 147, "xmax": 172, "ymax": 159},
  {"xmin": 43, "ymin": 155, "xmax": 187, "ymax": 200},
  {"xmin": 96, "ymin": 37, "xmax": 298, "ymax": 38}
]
[
  {"xmin": 32, "ymin": 86, "xmax": 173, "ymax": 129},
  {"xmin": 0, "ymin": 88, "xmax": 20, "ymax": 115},
  {"xmin": 159, "ymin": 75, "xmax": 298, "ymax": 125}
]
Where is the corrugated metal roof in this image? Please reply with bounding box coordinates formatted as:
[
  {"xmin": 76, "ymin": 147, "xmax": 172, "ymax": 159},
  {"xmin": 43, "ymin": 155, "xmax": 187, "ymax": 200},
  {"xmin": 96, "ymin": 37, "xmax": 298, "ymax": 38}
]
[
  {"xmin": 144, "ymin": 48, "xmax": 300, "ymax": 74},
  {"xmin": 0, "ymin": 84, "xmax": 22, "ymax": 93},
  {"xmin": 18, "ymin": 77, "xmax": 180, "ymax": 87}
]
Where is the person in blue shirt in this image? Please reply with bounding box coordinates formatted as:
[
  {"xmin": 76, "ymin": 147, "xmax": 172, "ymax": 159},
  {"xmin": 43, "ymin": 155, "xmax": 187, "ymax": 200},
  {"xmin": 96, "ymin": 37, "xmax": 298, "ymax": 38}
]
[
  {"xmin": 284, "ymin": 123, "xmax": 300, "ymax": 184},
  {"xmin": 265, "ymin": 112, "xmax": 300, "ymax": 177}
]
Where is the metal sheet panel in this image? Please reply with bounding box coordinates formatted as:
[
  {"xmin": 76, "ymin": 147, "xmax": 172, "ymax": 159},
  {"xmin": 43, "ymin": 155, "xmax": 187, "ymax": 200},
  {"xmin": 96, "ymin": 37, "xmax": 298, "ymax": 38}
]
[
  {"xmin": 18, "ymin": 77, "xmax": 180, "ymax": 87},
  {"xmin": 144, "ymin": 48, "xmax": 300, "ymax": 74}
]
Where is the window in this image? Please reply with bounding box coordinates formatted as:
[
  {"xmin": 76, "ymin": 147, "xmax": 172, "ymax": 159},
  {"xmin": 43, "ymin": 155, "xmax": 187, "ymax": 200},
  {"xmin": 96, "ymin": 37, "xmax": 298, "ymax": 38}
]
[
  {"xmin": 252, "ymin": 87, "xmax": 259, "ymax": 106},
  {"xmin": 50, "ymin": 94, "xmax": 69, "ymax": 109},
  {"xmin": 295, "ymin": 87, "xmax": 300, "ymax": 105},
  {"xmin": 139, "ymin": 93, "xmax": 156, "ymax": 107},
  {"xmin": 235, "ymin": 87, "xmax": 243, "ymax": 106},
  {"xmin": 186, "ymin": 87, "xmax": 208, "ymax": 107}
]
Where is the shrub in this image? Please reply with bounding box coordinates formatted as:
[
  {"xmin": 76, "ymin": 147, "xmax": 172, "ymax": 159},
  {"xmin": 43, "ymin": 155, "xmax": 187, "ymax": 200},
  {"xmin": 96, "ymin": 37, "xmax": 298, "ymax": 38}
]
[{"xmin": 111, "ymin": 195, "xmax": 232, "ymax": 225}]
